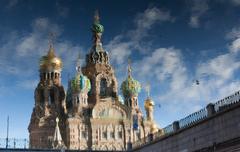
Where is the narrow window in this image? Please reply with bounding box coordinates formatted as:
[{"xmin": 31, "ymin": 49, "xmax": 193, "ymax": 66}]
[{"xmin": 100, "ymin": 78, "xmax": 107, "ymax": 97}]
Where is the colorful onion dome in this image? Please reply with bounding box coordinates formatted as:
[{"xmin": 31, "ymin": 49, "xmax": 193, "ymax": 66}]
[
  {"xmin": 92, "ymin": 22, "xmax": 104, "ymax": 33},
  {"xmin": 121, "ymin": 59, "xmax": 141, "ymax": 98},
  {"xmin": 121, "ymin": 76, "xmax": 141, "ymax": 98},
  {"xmin": 70, "ymin": 74, "xmax": 91, "ymax": 93},
  {"xmin": 40, "ymin": 44, "xmax": 62, "ymax": 71}
]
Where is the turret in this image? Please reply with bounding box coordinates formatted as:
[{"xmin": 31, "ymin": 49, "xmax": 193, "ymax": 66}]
[
  {"xmin": 66, "ymin": 54, "xmax": 91, "ymax": 116},
  {"xmin": 144, "ymin": 85, "xmax": 159, "ymax": 134},
  {"xmin": 34, "ymin": 35, "xmax": 66, "ymax": 115},
  {"xmin": 121, "ymin": 59, "xmax": 141, "ymax": 111},
  {"xmin": 82, "ymin": 11, "xmax": 118, "ymax": 107},
  {"xmin": 29, "ymin": 35, "xmax": 66, "ymax": 149},
  {"xmin": 144, "ymin": 85, "xmax": 154, "ymax": 121}
]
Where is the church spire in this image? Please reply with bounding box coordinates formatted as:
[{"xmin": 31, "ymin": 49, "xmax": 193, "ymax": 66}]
[
  {"xmin": 144, "ymin": 84, "xmax": 155, "ymax": 122},
  {"xmin": 47, "ymin": 33, "xmax": 56, "ymax": 57},
  {"xmin": 91, "ymin": 10, "xmax": 104, "ymax": 52}
]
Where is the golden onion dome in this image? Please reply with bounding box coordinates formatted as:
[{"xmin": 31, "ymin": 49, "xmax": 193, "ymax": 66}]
[
  {"xmin": 40, "ymin": 45, "xmax": 62, "ymax": 70},
  {"xmin": 144, "ymin": 97, "xmax": 155, "ymax": 110}
]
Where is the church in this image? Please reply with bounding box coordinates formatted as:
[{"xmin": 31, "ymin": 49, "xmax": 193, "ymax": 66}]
[{"xmin": 28, "ymin": 13, "xmax": 162, "ymax": 151}]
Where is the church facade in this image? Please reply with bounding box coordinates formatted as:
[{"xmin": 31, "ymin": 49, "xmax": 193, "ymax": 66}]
[{"xmin": 28, "ymin": 13, "xmax": 162, "ymax": 151}]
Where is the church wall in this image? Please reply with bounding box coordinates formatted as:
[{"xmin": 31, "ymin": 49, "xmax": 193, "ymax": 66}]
[{"xmin": 66, "ymin": 118, "xmax": 89, "ymax": 150}]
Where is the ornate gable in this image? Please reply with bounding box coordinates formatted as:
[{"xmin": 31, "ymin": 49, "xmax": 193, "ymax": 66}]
[{"xmin": 92, "ymin": 100, "xmax": 129, "ymax": 120}]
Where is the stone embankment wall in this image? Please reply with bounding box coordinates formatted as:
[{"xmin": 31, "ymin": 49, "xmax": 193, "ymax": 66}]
[{"xmin": 132, "ymin": 91, "xmax": 240, "ymax": 152}]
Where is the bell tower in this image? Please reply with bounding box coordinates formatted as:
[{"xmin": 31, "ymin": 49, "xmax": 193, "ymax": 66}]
[
  {"xmin": 82, "ymin": 11, "xmax": 118, "ymax": 108},
  {"xmin": 28, "ymin": 35, "xmax": 66, "ymax": 149}
]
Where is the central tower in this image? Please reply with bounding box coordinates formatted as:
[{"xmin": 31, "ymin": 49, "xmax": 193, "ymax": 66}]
[{"xmin": 82, "ymin": 11, "xmax": 118, "ymax": 108}]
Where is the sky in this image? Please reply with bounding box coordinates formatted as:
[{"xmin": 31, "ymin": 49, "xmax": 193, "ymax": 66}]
[{"xmin": 1, "ymin": 0, "xmax": 240, "ymax": 139}]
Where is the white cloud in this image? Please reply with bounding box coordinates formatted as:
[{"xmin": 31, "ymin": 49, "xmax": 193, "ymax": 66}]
[
  {"xmin": 226, "ymin": 27, "xmax": 240, "ymax": 39},
  {"xmin": 106, "ymin": 36, "xmax": 132, "ymax": 65},
  {"xmin": 0, "ymin": 17, "xmax": 83, "ymax": 80},
  {"xmin": 230, "ymin": 0, "xmax": 240, "ymax": 5},
  {"xmin": 197, "ymin": 54, "xmax": 240, "ymax": 79},
  {"xmin": 131, "ymin": 25, "xmax": 240, "ymax": 124},
  {"xmin": 189, "ymin": 0, "xmax": 209, "ymax": 28},
  {"xmin": 135, "ymin": 7, "xmax": 174, "ymax": 29},
  {"xmin": 106, "ymin": 7, "xmax": 174, "ymax": 65},
  {"xmin": 56, "ymin": 2, "xmax": 69, "ymax": 18},
  {"xmin": 16, "ymin": 17, "xmax": 63, "ymax": 57},
  {"xmin": 132, "ymin": 7, "xmax": 174, "ymax": 41},
  {"xmin": 229, "ymin": 38, "xmax": 240, "ymax": 53},
  {"xmin": 189, "ymin": 16, "xmax": 199, "ymax": 28},
  {"xmin": 135, "ymin": 47, "xmax": 186, "ymax": 90},
  {"xmin": 6, "ymin": 0, "xmax": 18, "ymax": 9}
]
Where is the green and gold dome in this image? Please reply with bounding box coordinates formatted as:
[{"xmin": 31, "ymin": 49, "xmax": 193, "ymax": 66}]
[
  {"xmin": 121, "ymin": 76, "xmax": 141, "ymax": 98},
  {"xmin": 69, "ymin": 74, "xmax": 91, "ymax": 93},
  {"xmin": 69, "ymin": 55, "xmax": 91, "ymax": 93},
  {"xmin": 92, "ymin": 20, "xmax": 104, "ymax": 34},
  {"xmin": 121, "ymin": 60, "xmax": 141, "ymax": 99}
]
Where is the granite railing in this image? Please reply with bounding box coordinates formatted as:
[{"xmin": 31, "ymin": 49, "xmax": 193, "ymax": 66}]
[
  {"xmin": 162, "ymin": 124, "xmax": 174, "ymax": 135},
  {"xmin": 214, "ymin": 90, "xmax": 240, "ymax": 112},
  {"xmin": 132, "ymin": 90, "xmax": 240, "ymax": 149},
  {"xmin": 179, "ymin": 108, "xmax": 207, "ymax": 129},
  {"xmin": 0, "ymin": 138, "xmax": 29, "ymax": 149}
]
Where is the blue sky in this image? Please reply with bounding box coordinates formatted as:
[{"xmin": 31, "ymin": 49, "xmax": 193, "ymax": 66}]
[{"xmin": 1, "ymin": 0, "xmax": 240, "ymax": 139}]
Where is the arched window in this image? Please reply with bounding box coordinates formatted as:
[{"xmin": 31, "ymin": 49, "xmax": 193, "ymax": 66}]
[{"xmin": 100, "ymin": 78, "xmax": 107, "ymax": 97}]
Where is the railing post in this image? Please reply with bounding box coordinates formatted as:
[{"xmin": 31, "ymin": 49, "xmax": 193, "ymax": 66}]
[
  {"xmin": 207, "ymin": 103, "xmax": 215, "ymax": 117},
  {"xmin": 173, "ymin": 121, "xmax": 180, "ymax": 132}
]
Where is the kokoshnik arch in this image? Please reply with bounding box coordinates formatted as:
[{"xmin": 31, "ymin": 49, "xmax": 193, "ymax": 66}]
[{"xmin": 28, "ymin": 12, "xmax": 163, "ymax": 151}]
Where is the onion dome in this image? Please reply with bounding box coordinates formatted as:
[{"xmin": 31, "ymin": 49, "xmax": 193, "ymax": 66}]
[
  {"xmin": 144, "ymin": 84, "xmax": 154, "ymax": 109},
  {"xmin": 121, "ymin": 60, "xmax": 141, "ymax": 98},
  {"xmin": 40, "ymin": 44, "xmax": 62, "ymax": 71},
  {"xmin": 92, "ymin": 19, "xmax": 104, "ymax": 34},
  {"xmin": 144, "ymin": 97, "xmax": 155, "ymax": 110},
  {"xmin": 92, "ymin": 10, "xmax": 104, "ymax": 34},
  {"xmin": 69, "ymin": 55, "xmax": 91, "ymax": 93},
  {"xmin": 70, "ymin": 74, "xmax": 91, "ymax": 93}
]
